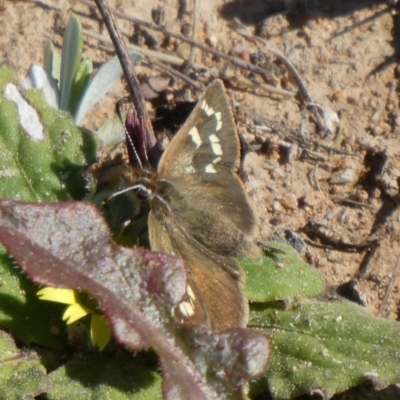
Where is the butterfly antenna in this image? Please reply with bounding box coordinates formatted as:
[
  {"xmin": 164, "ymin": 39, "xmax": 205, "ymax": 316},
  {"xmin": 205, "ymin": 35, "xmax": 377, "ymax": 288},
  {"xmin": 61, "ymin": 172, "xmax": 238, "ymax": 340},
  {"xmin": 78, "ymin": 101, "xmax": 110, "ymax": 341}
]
[{"xmin": 106, "ymin": 183, "xmax": 151, "ymax": 202}]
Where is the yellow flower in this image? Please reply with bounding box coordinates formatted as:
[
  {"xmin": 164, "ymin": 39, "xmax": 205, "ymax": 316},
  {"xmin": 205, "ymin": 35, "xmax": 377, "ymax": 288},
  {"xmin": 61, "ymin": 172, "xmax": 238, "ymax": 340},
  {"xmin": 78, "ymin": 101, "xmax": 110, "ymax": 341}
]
[{"xmin": 37, "ymin": 287, "xmax": 111, "ymax": 350}]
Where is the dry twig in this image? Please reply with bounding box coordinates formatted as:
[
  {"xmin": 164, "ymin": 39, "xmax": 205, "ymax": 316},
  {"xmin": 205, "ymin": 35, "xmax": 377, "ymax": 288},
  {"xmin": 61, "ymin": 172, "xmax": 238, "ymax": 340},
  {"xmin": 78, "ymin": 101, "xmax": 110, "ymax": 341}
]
[
  {"xmin": 187, "ymin": 0, "xmax": 198, "ymax": 69},
  {"xmin": 77, "ymin": 0, "xmax": 279, "ymax": 79},
  {"xmin": 229, "ymin": 18, "xmax": 341, "ymax": 135},
  {"xmin": 94, "ymin": 0, "xmax": 156, "ymax": 151},
  {"xmin": 378, "ymin": 254, "xmax": 400, "ymax": 317}
]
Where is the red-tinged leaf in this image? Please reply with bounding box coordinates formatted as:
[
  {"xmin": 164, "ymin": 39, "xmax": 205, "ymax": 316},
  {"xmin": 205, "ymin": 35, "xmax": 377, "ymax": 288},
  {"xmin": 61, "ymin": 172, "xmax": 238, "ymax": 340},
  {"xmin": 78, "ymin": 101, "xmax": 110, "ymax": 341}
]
[{"xmin": 0, "ymin": 199, "xmax": 269, "ymax": 399}]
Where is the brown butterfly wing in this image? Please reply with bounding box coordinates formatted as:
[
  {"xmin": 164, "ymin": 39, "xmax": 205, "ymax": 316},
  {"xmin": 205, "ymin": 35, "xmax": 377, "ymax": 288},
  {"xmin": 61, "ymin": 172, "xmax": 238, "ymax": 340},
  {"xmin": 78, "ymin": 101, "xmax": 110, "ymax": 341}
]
[
  {"xmin": 157, "ymin": 80, "xmax": 255, "ymax": 236},
  {"xmin": 148, "ymin": 210, "xmax": 248, "ymax": 330},
  {"xmin": 147, "ymin": 80, "xmax": 257, "ymax": 330}
]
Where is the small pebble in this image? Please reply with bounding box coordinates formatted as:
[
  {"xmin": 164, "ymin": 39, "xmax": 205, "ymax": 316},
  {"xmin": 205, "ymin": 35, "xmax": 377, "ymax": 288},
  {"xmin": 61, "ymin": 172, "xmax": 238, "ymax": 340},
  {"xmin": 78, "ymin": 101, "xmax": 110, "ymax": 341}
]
[
  {"xmin": 330, "ymin": 168, "xmax": 355, "ymax": 184},
  {"xmin": 355, "ymin": 189, "xmax": 368, "ymax": 202},
  {"xmin": 272, "ymin": 200, "xmax": 283, "ymax": 212},
  {"xmin": 281, "ymin": 193, "xmax": 298, "ymax": 210},
  {"xmin": 206, "ymin": 35, "xmax": 218, "ymax": 47},
  {"xmin": 316, "ymin": 257, "xmax": 328, "ymax": 268}
]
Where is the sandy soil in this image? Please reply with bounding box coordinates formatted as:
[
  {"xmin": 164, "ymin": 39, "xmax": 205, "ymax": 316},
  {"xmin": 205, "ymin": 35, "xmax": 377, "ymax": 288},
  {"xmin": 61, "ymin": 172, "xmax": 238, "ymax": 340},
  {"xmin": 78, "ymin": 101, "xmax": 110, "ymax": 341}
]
[{"xmin": 2, "ymin": 0, "xmax": 400, "ymax": 398}]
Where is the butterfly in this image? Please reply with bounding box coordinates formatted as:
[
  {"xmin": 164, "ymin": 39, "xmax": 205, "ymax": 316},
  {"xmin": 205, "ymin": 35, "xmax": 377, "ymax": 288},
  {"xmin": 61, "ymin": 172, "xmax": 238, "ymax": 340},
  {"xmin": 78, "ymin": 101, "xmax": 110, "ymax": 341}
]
[{"xmin": 126, "ymin": 80, "xmax": 260, "ymax": 331}]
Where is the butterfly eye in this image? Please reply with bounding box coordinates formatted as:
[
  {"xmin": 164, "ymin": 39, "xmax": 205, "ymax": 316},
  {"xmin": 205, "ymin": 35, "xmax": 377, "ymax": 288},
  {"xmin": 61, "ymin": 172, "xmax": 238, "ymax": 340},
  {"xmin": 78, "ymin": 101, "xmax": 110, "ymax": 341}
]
[{"xmin": 136, "ymin": 185, "xmax": 152, "ymax": 201}]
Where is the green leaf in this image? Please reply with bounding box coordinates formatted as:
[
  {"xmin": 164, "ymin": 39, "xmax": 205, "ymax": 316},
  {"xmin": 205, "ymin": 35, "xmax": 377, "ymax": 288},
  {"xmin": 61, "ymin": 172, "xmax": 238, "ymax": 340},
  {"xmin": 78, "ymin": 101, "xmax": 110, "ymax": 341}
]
[
  {"xmin": 243, "ymin": 242, "xmax": 400, "ymax": 398},
  {"xmin": 0, "ymin": 67, "xmax": 96, "ymax": 201},
  {"xmin": 0, "ymin": 248, "xmax": 68, "ymax": 349},
  {"xmin": 23, "ymin": 65, "xmax": 60, "ymax": 109},
  {"xmin": 0, "ymin": 64, "xmax": 96, "ymax": 348},
  {"xmin": 0, "ymin": 65, "xmax": 16, "ymax": 89},
  {"xmin": 74, "ymin": 52, "xmax": 144, "ymax": 124},
  {"xmin": 95, "ymin": 114, "xmax": 126, "ymax": 148},
  {"xmin": 42, "ymin": 14, "xmax": 144, "ymax": 124},
  {"xmin": 240, "ymin": 242, "xmax": 325, "ymax": 302},
  {"xmin": 59, "ymin": 13, "xmax": 83, "ymax": 111},
  {"xmin": 47, "ymin": 353, "xmax": 162, "ymax": 399},
  {"xmin": 69, "ymin": 59, "xmax": 93, "ymax": 117},
  {"xmin": 43, "ymin": 38, "xmax": 61, "ymax": 87},
  {"xmin": 0, "ymin": 329, "xmax": 53, "ymax": 398},
  {"xmin": 250, "ymin": 300, "xmax": 400, "ymax": 399}
]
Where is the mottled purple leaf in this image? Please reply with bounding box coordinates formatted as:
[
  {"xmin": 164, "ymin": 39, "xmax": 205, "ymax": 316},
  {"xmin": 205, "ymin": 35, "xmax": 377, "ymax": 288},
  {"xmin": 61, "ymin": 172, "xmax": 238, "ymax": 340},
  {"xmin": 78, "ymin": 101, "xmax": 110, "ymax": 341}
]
[{"xmin": 0, "ymin": 199, "xmax": 269, "ymax": 399}]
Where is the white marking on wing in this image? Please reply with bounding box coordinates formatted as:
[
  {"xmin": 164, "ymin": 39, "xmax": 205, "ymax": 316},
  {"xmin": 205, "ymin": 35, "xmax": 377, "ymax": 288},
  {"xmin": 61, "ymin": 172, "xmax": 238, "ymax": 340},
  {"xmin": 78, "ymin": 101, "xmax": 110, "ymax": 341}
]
[
  {"xmin": 205, "ymin": 164, "xmax": 217, "ymax": 173},
  {"xmin": 209, "ymin": 134, "xmax": 219, "ymax": 142},
  {"xmin": 179, "ymin": 301, "xmax": 195, "ymax": 317},
  {"xmin": 188, "ymin": 126, "xmax": 202, "ymax": 148},
  {"xmin": 187, "ymin": 285, "xmax": 196, "ymax": 301},
  {"xmin": 215, "ymin": 111, "xmax": 222, "ymax": 131},
  {"xmin": 201, "ymin": 100, "xmax": 214, "ymax": 116},
  {"xmin": 205, "ymin": 156, "xmax": 222, "ymax": 173},
  {"xmin": 209, "ymin": 134, "xmax": 223, "ymax": 155}
]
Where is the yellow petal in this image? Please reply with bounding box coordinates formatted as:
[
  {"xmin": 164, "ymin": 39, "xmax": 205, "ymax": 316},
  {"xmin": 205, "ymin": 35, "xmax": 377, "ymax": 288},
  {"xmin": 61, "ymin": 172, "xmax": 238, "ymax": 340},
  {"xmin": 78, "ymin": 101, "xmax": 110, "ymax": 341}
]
[
  {"xmin": 91, "ymin": 314, "xmax": 112, "ymax": 351},
  {"xmin": 63, "ymin": 303, "xmax": 91, "ymax": 324},
  {"xmin": 37, "ymin": 287, "xmax": 77, "ymax": 304}
]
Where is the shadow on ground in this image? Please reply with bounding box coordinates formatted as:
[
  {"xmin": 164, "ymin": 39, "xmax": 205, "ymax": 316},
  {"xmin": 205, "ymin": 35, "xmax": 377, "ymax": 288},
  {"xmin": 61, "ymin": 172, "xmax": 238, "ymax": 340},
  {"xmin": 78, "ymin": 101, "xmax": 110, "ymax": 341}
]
[{"xmin": 220, "ymin": 0, "xmax": 400, "ymax": 76}]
